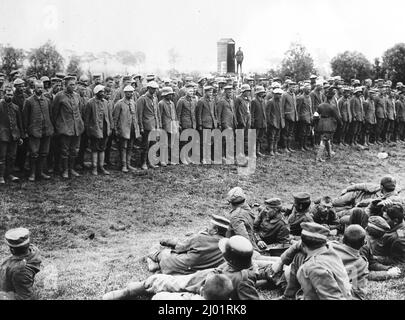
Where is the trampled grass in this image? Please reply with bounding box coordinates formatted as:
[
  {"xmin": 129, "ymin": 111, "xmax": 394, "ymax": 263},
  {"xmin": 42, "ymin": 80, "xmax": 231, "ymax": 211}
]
[{"xmin": 0, "ymin": 143, "xmax": 404, "ymax": 299}]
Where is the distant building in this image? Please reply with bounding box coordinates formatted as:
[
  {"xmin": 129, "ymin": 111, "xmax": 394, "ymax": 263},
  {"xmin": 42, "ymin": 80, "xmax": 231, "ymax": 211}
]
[{"xmin": 217, "ymin": 38, "xmax": 235, "ymax": 74}]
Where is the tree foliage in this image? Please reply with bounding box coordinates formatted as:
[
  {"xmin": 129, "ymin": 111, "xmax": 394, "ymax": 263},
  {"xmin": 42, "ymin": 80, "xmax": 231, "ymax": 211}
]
[
  {"xmin": 280, "ymin": 42, "xmax": 316, "ymax": 81},
  {"xmin": 0, "ymin": 45, "xmax": 26, "ymax": 77},
  {"xmin": 116, "ymin": 50, "xmax": 138, "ymax": 66},
  {"xmin": 381, "ymin": 43, "xmax": 405, "ymax": 83},
  {"xmin": 66, "ymin": 55, "xmax": 83, "ymax": 78},
  {"xmin": 26, "ymin": 41, "xmax": 64, "ymax": 77},
  {"xmin": 330, "ymin": 51, "xmax": 372, "ymax": 82},
  {"xmin": 168, "ymin": 48, "xmax": 180, "ymax": 69}
]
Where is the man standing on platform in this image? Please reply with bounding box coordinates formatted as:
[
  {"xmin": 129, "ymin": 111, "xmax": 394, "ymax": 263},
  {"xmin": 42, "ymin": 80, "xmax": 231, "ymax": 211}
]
[{"xmin": 235, "ymin": 47, "xmax": 244, "ymax": 76}]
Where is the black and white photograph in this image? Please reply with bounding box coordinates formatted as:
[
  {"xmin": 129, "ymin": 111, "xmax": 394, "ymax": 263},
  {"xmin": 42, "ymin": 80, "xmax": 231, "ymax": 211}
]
[{"xmin": 0, "ymin": 0, "xmax": 405, "ymax": 307}]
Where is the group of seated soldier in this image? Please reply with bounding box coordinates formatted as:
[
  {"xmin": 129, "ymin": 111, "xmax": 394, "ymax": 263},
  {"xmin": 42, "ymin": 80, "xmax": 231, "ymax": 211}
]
[{"xmin": 103, "ymin": 175, "xmax": 404, "ymax": 300}]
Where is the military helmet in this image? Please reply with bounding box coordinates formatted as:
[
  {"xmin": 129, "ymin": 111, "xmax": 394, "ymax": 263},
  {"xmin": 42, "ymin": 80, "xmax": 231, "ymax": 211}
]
[{"xmin": 218, "ymin": 235, "xmax": 253, "ymax": 270}]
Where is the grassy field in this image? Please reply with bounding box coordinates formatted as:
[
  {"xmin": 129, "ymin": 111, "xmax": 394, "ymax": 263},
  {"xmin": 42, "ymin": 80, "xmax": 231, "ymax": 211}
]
[{"xmin": 1, "ymin": 143, "xmax": 405, "ymax": 300}]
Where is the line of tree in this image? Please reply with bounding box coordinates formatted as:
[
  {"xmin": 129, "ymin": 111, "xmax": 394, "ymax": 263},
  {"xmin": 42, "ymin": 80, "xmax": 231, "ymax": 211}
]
[
  {"xmin": 0, "ymin": 40, "xmax": 147, "ymax": 80},
  {"xmin": 2, "ymin": 40, "xmax": 405, "ymax": 83},
  {"xmin": 267, "ymin": 42, "xmax": 405, "ymax": 84}
]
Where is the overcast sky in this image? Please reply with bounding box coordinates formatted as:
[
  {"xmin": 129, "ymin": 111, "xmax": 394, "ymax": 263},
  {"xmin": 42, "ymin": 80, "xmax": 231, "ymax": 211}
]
[{"xmin": 1, "ymin": 0, "xmax": 405, "ymax": 74}]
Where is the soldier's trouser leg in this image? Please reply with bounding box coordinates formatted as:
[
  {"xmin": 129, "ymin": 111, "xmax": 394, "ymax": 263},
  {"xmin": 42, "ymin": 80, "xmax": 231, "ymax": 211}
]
[
  {"xmin": 281, "ymin": 125, "xmax": 289, "ymax": 150},
  {"xmin": 375, "ymin": 118, "xmax": 384, "ymax": 142},
  {"xmin": 77, "ymin": 132, "xmax": 88, "ymax": 166},
  {"xmin": 255, "ymin": 128, "xmax": 265, "ymax": 155},
  {"xmin": 140, "ymin": 130, "xmax": 151, "ymax": 166},
  {"xmin": 0, "ymin": 142, "xmax": 7, "ymax": 180},
  {"xmin": 340, "ymin": 122, "xmax": 348, "ymax": 144},
  {"xmin": 273, "ymin": 128, "xmax": 281, "ymax": 154},
  {"xmin": 105, "ymin": 133, "xmax": 114, "ymax": 165},
  {"xmin": 48, "ymin": 135, "xmax": 61, "ymax": 172},
  {"xmin": 4, "ymin": 141, "xmax": 18, "ymax": 178},
  {"xmin": 103, "ymin": 281, "xmax": 147, "ymax": 300},
  {"xmin": 284, "ymin": 252, "xmax": 306, "ymax": 298},
  {"xmin": 349, "ymin": 208, "xmax": 369, "ymax": 229},
  {"xmin": 324, "ymin": 136, "xmax": 331, "ymax": 158},
  {"xmin": 399, "ymin": 122, "xmax": 405, "ymax": 141},
  {"xmin": 287, "ymin": 120, "xmax": 296, "ymax": 151},
  {"xmin": 334, "ymin": 122, "xmax": 342, "ymax": 144},
  {"xmin": 15, "ymin": 138, "xmax": 28, "ymax": 171},
  {"xmin": 28, "ymin": 136, "xmax": 41, "ymax": 180},
  {"xmin": 118, "ymin": 138, "xmax": 128, "ymax": 171},
  {"xmin": 316, "ymin": 137, "xmax": 325, "ymax": 160},
  {"xmin": 332, "ymin": 191, "xmax": 358, "ymax": 207},
  {"xmin": 59, "ymin": 134, "xmax": 70, "ymax": 169},
  {"xmin": 69, "ymin": 135, "xmax": 81, "ymax": 176},
  {"xmin": 267, "ymin": 127, "xmax": 274, "ymax": 153},
  {"xmin": 387, "ymin": 120, "xmax": 394, "ymax": 142}
]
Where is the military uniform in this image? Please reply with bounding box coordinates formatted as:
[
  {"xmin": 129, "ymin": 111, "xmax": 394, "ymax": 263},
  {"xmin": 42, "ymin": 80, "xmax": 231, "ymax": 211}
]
[
  {"xmin": 363, "ymin": 97, "xmax": 376, "ymax": 144},
  {"xmin": 297, "ymin": 243, "xmax": 352, "ymax": 300},
  {"xmin": 281, "ymin": 91, "xmax": 297, "ymax": 151},
  {"xmin": 330, "ymin": 242, "xmax": 369, "ymax": 300},
  {"xmin": 143, "ymin": 262, "xmax": 260, "ymax": 300},
  {"xmin": 12, "ymin": 87, "xmax": 29, "ymax": 172},
  {"xmin": 395, "ymin": 98, "xmax": 405, "ymax": 141},
  {"xmin": 148, "ymin": 231, "xmax": 225, "ymax": 275},
  {"xmin": 296, "ymin": 93, "xmax": 313, "ymax": 150},
  {"xmin": 287, "ymin": 208, "xmax": 313, "ymax": 236},
  {"xmin": 332, "ymin": 183, "xmax": 398, "ymax": 208},
  {"xmin": 374, "ymin": 94, "xmax": 387, "ymax": 143},
  {"xmin": 0, "ymin": 228, "xmax": 41, "ymax": 300},
  {"xmin": 159, "ymin": 94, "xmax": 178, "ymax": 164},
  {"xmin": 0, "ymin": 99, "xmax": 24, "ymax": 181},
  {"xmin": 254, "ymin": 212, "xmax": 289, "ymax": 245},
  {"xmin": 226, "ymin": 202, "xmax": 259, "ymax": 251},
  {"xmin": 380, "ymin": 222, "xmax": 405, "ymax": 264},
  {"xmin": 22, "ymin": 94, "xmax": 54, "ymax": 180},
  {"xmin": 83, "ymin": 96, "xmax": 113, "ymax": 153},
  {"xmin": 310, "ymin": 205, "xmax": 339, "ymax": 229},
  {"xmin": 266, "ymin": 95, "xmax": 285, "ymax": 154},
  {"xmin": 51, "ymin": 87, "xmax": 85, "ymax": 173},
  {"xmin": 113, "ymin": 90, "xmax": 141, "ymax": 170},
  {"xmin": 251, "ymin": 93, "xmax": 267, "ymax": 155},
  {"xmin": 137, "ymin": 88, "xmax": 161, "ymax": 167},
  {"xmin": 337, "ymin": 95, "xmax": 352, "ymax": 144},
  {"xmin": 349, "ymin": 94, "xmax": 364, "ymax": 145},
  {"xmin": 384, "ymin": 96, "xmax": 396, "ymax": 142},
  {"xmin": 176, "ymin": 95, "xmax": 197, "ymax": 130}
]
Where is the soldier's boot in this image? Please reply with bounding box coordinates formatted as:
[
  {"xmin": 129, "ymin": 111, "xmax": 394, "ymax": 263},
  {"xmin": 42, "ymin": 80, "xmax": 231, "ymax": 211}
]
[
  {"xmin": 302, "ymin": 136, "xmax": 310, "ymax": 151},
  {"xmin": 140, "ymin": 152, "xmax": 148, "ymax": 170},
  {"xmin": 91, "ymin": 152, "xmax": 98, "ymax": 176},
  {"xmin": 269, "ymin": 144, "xmax": 275, "ymax": 156},
  {"xmin": 364, "ymin": 135, "xmax": 369, "ymax": 146},
  {"xmin": 325, "ymin": 140, "xmax": 331, "ymax": 159},
  {"xmin": 274, "ymin": 142, "xmax": 282, "ymax": 155},
  {"xmin": 98, "ymin": 152, "xmax": 110, "ymax": 175},
  {"xmin": 287, "ymin": 140, "xmax": 295, "ymax": 153},
  {"xmin": 69, "ymin": 157, "xmax": 81, "ymax": 177},
  {"xmin": 28, "ymin": 158, "xmax": 37, "ymax": 182},
  {"xmin": 39, "ymin": 157, "xmax": 51, "ymax": 180},
  {"xmin": 341, "ymin": 132, "xmax": 347, "ymax": 146},
  {"xmin": 298, "ymin": 138, "xmax": 305, "ymax": 151},
  {"xmin": 316, "ymin": 141, "xmax": 325, "ymax": 162},
  {"xmin": 127, "ymin": 153, "xmax": 137, "ymax": 172},
  {"xmin": 61, "ymin": 158, "xmax": 69, "ymax": 179},
  {"xmin": 121, "ymin": 149, "xmax": 128, "ymax": 173},
  {"xmin": 0, "ymin": 163, "xmax": 5, "ymax": 184},
  {"xmin": 102, "ymin": 281, "xmax": 147, "ymax": 300}
]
